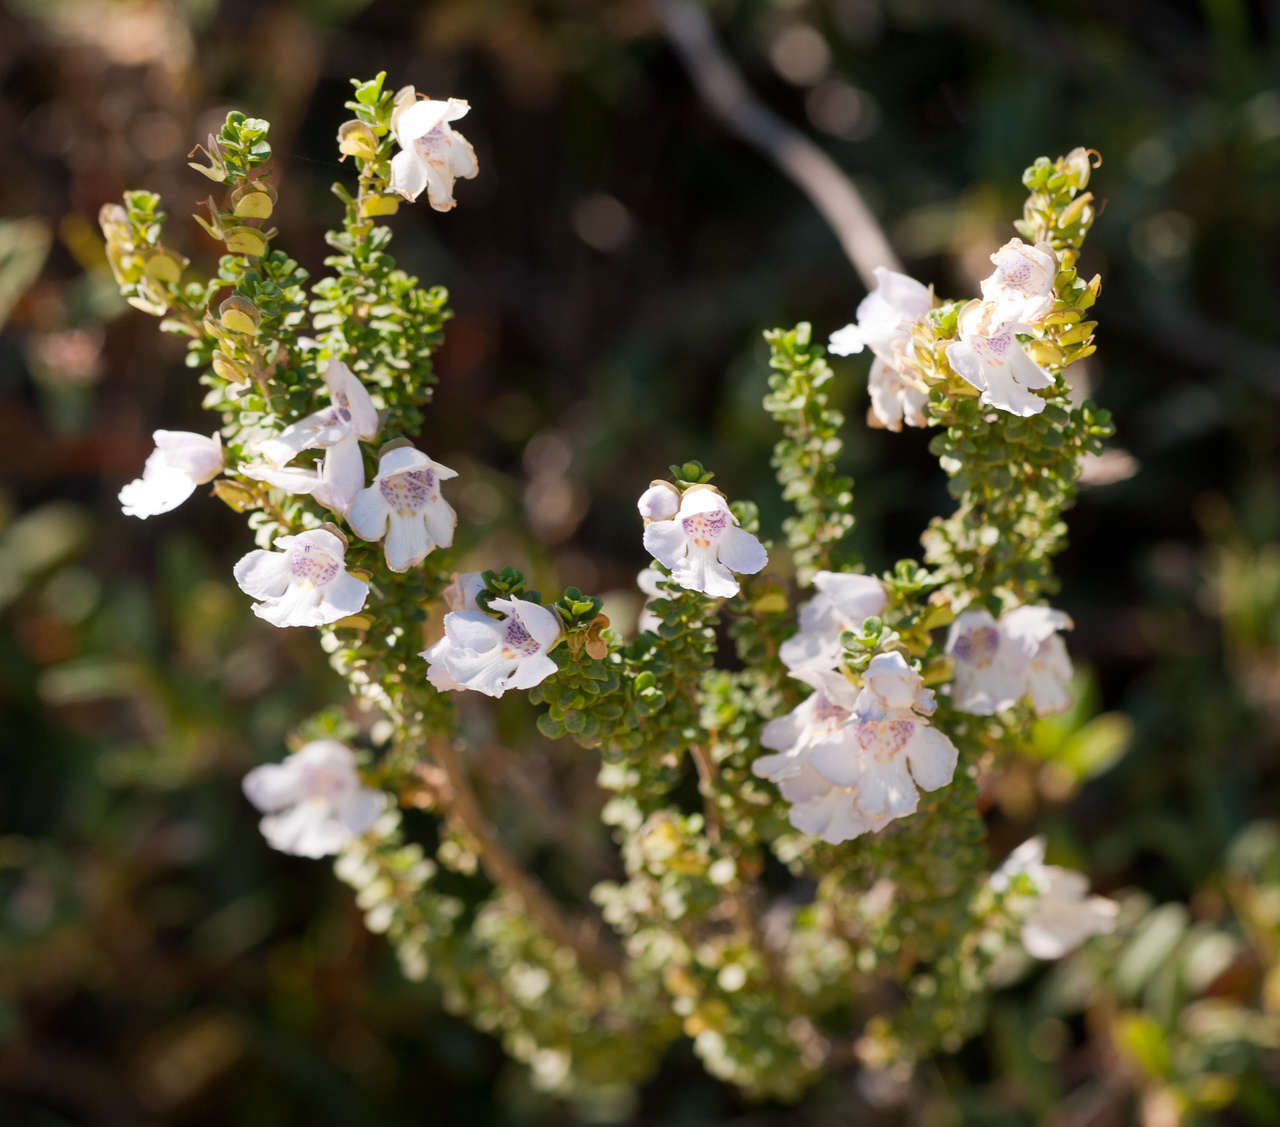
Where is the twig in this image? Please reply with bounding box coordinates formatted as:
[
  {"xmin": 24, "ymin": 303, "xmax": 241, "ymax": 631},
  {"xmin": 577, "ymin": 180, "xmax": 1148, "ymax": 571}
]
[
  {"xmin": 431, "ymin": 736, "xmax": 621, "ymax": 975},
  {"xmin": 690, "ymin": 743, "xmax": 796, "ymax": 1007},
  {"xmin": 653, "ymin": 0, "xmax": 901, "ymax": 290}
]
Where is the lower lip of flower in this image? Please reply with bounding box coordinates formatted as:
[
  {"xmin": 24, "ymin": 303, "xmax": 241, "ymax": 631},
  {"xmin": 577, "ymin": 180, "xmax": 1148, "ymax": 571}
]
[
  {"xmin": 379, "ymin": 469, "xmax": 435, "ymax": 518},
  {"xmin": 290, "ymin": 545, "xmax": 340, "ymax": 587},
  {"xmin": 682, "ymin": 511, "xmax": 727, "ymax": 549},
  {"xmin": 857, "ymin": 718, "xmax": 915, "ymax": 762}
]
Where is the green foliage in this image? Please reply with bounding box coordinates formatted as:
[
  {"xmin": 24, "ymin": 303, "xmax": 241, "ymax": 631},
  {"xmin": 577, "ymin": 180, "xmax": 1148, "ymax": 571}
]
[
  {"xmin": 98, "ymin": 75, "xmax": 1273, "ymax": 1120},
  {"xmin": 763, "ymin": 322, "xmax": 856, "ymax": 583}
]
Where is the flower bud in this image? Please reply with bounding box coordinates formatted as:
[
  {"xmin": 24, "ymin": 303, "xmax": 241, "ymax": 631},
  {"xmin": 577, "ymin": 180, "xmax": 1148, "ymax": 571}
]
[
  {"xmin": 1061, "ymin": 146, "xmax": 1096, "ymax": 190},
  {"xmin": 337, "ymin": 120, "xmax": 379, "ymax": 161},
  {"xmin": 637, "ymin": 481, "xmax": 680, "ymax": 521},
  {"xmin": 1058, "ymin": 191, "xmax": 1093, "ymax": 229},
  {"xmin": 219, "ymin": 295, "xmax": 261, "ymax": 335}
]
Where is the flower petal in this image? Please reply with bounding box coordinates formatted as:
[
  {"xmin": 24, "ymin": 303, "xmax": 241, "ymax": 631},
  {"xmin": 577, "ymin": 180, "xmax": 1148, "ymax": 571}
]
[
  {"xmin": 384, "ymin": 511, "xmax": 431, "ymax": 572},
  {"xmin": 642, "ymin": 519, "xmax": 686, "ymax": 570},
  {"xmin": 317, "ymin": 571, "xmax": 370, "ymax": 621},
  {"xmin": 233, "ymin": 548, "xmax": 290, "ymax": 600},
  {"xmin": 347, "ymin": 484, "xmax": 391, "ymax": 541},
  {"xmin": 903, "ymin": 724, "xmax": 958, "ymax": 792},
  {"xmin": 390, "ymin": 148, "xmax": 430, "ymax": 201},
  {"xmin": 242, "ymin": 761, "xmax": 306, "ymax": 813},
  {"xmin": 717, "ymin": 525, "xmax": 767, "ymax": 576}
]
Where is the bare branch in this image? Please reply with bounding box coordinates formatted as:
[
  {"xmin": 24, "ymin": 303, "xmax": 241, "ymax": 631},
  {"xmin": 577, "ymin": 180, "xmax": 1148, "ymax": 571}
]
[
  {"xmin": 431, "ymin": 736, "xmax": 621, "ymax": 975},
  {"xmin": 653, "ymin": 0, "xmax": 901, "ymax": 290}
]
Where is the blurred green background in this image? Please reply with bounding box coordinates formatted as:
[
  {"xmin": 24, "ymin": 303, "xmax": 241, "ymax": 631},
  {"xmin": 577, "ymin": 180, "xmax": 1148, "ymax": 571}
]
[{"xmin": 2, "ymin": 0, "xmax": 1279, "ymax": 1123}]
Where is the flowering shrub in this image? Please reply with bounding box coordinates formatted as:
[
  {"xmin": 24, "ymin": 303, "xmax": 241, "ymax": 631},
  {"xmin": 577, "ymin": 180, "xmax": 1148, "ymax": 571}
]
[{"xmin": 105, "ymin": 73, "xmax": 1124, "ymax": 1103}]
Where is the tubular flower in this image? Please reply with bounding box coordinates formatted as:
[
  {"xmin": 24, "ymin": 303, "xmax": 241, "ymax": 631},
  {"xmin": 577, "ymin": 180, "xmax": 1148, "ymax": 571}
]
[
  {"xmin": 442, "ymin": 570, "xmax": 485, "ymax": 612},
  {"xmin": 946, "ymin": 605, "xmax": 1073, "ymax": 716},
  {"xmin": 991, "ymin": 837, "xmax": 1118, "ymax": 959},
  {"xmin": 980, "ymin": 237, "xmax": 1058, "ymax": 326},
  {"xmin": 828, "ymin": 267, "xmax": 932, "ymax": 360},
  {"xmin": 422, "ymin": 596, "xmax": 561, "ymax": 698},
  {"xmin": 779, "ymin": 570, "xmax": 888, "ymax": 680},
  {"xmin": 867, "ymin": 356, "xmax": 929, "ymax": 432},
  {"xmin": 389, "ymin": 90, "xmax": 479, "ymax": 211},
  {"xmin": 242, "ymin": 739, "xmax": 386, "ymax": 858},
  {"xmin": 752, "ymin": 669, "xmax": 861, "ymax": 805},
  {"xmin": 347, "ymin": 445, "xmax": 458, "ymax": 572},
  {"xmin": 255, "ymin": 359, "xmax": 379, "ymax": 514},
  {"xmin": 945, "ymin": 301, "xmax": 1054, "ymax": 417},
  {"xmin": 828, "ymin": 267, "xmax": 934, "ymax": 433},
  {"xmin": 233, "ymin": 527, "xmax": 369, "ymax": 628},
  {"xmin": 119, "ymin": 430, "xmax": 223, "ymax": 518},
  {"xmin": 641, "ymin": 485, "xmax": 767, "ymax": 599},
  {"xmin": 787, "ymin": 653, "xmax": 957, "ymax": 845}
]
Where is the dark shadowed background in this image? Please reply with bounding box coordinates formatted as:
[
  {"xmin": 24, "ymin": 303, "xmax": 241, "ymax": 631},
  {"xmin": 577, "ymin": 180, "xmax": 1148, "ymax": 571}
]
[{"xmin": 2, "ymin": 0, "xmax": 1279, "ymax": 1123}]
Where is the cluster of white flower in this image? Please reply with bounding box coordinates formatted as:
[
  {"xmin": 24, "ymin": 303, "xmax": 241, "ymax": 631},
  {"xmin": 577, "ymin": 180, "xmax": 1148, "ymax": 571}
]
[
  {"xmin": 754, "ymin": 652, "xmax": 959, "ymax": 844},
  {"xmin": 751, "ymin": 571, "xmax": 1076, "ymax": 843},
  {"xmin": 121, "ymin": 357, "xmax": 460, "ymax": 630},
  {"xmin": 116, "ymin": 96, "xmax": 489, "ymax": 858},
  {"xmin": 829, "ymin": 237, "xmax": 1060, "ymax": 425},
  {"xmin": 991, "ymin": 836, "xmax": 1118, "ymax": 959}
]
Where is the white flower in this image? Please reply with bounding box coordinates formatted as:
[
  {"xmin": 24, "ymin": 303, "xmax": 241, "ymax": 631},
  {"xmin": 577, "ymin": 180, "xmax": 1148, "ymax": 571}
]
[
  {"xmin": 443, "ymin": 571, "xmax": 485, "ymax": 612},
  {"xmin": 867, "ymin": 356, "xmax": 929, "ymax": 432},
  {"xmin": 752, "ymin": 668, "xmax": 860, "ymax": 805},
  {"xmin": 347, "ymin": 445, "xmax": 458, "ymax": 572},
  {"xmin": 828, "ymin": 267, "xmax": 932, "ymax": 359},
  {"xmin": 242, "ymin": 739, "xmax": 386, "ymax": 858},
  {"xmin": 757, "ymin": 653, "xmax": 958, "ymax": 845},
  {"xmin": 641, "ymin": 485, "xmax": 767, "ymax": 598},
  {"xmin": 1002, "ymin": 605, "xmax": 1074, "ymax": 716},
  {"xmin": 233, "ymin": 527, "xmax": 369, "ymax": 628},
  {"xmin": 828, "ymin": 268, "xmax": 934, "ymax": 433},
  {"xmin": 635, "ymin": 565, "xmax": 666, "ymax": 634},
  {"xmin": 422, "ymin": 596, "xmax": 561, "ymax": 697},
  {"xmin": 779, "ymin": 570, "xmax": 887, "ymax": 681},
  {"xmin": 946, "ymin": 604, "xmax": 1073, "ymax": 716},
  {"xmin": 255, "ymin": 359, "xmax": 380, "ymax": 514},
  {"xmin": 637, "ymin": 481, "xmax": 680, "ymax": 522},
  {"xmin": 980, "ymin": 238, "xmax": 1058, "ymax": 326},
  {"xmin": 389, "ymin": 91, "xmax": 479, "ymax": 211},
  {"xmin": 991, "ymin": 837, "xmax": 1118, "ymax": 959},
  {"xmin": 945, "ymin": 302, "xmax": 1054, "ymax": 417},
  {"xmin": 119, "ymin": 430, "xmax": 223, "ymax": 518}
]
